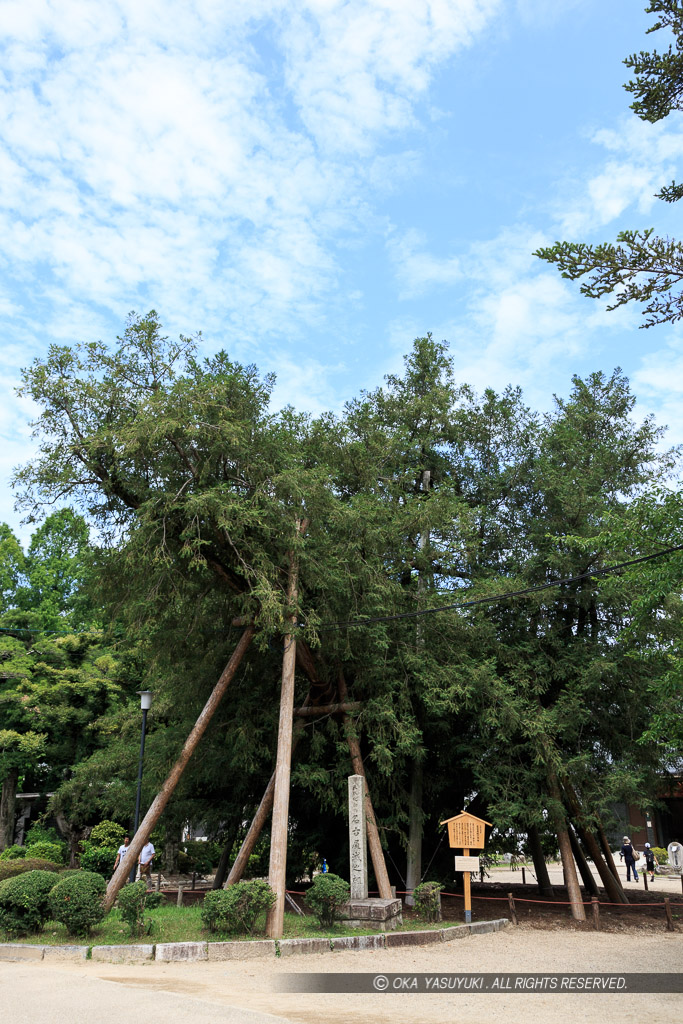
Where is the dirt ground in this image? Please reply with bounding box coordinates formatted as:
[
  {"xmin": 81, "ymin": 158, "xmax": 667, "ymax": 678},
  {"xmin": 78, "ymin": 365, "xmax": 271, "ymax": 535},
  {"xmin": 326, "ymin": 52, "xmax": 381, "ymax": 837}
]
[{"xmin": 3, "ymin": 928, "xmax": 682, "ymax": 1024}]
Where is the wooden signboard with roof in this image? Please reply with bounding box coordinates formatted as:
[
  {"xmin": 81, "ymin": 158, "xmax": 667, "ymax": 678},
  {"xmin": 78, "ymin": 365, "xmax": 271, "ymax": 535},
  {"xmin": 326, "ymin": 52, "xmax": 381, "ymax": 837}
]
[{"xmin": 440, "ymin": 811, "xmax": 491, "ymax": 924}]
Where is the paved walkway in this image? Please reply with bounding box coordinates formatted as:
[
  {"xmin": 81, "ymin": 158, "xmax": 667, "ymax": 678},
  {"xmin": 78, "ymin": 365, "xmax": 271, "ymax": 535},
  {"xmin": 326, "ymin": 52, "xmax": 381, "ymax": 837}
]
[{"xmin": 3, "ymin": 928, "xmax": 681, "ymax": 1024}]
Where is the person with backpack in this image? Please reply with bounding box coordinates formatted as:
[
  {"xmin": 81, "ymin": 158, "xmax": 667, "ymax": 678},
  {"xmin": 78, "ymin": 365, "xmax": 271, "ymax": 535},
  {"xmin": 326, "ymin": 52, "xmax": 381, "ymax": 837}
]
[
  {"xmin": 619, "ymin": 836, "xmax": 639, "ymax": 882},
  {"xmin": 643, "ymin": 843, "xmax": 658, "ymax": 882}
]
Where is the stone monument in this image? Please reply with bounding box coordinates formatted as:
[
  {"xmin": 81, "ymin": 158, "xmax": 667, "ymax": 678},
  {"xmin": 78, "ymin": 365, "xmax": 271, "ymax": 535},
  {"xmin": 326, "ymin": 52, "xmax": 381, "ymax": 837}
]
[
  {"xmin": 339, "ymin": 774, "xmax": 402, "ymax": 931},
  {"xmin": 348, "ymin": 774, "xmax": 368, "ymax": 899},
  {"xmin": 668, "ymin": 841, "xmax": 683, "ymax": 874}
]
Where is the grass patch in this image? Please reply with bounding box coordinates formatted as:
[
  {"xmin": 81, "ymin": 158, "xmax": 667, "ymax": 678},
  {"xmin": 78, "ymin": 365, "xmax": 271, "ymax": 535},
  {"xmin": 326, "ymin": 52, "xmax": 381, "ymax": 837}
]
[{"xmin": 2, "ymin": 904, "xmax": 466, "ymax": 946}]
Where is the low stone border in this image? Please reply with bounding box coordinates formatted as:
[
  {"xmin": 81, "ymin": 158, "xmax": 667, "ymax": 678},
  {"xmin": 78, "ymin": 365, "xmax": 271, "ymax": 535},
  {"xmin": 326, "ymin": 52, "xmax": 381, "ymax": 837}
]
[{"xmin": 0, "ymin": 919, "xmax": 508, "ymax": 964}]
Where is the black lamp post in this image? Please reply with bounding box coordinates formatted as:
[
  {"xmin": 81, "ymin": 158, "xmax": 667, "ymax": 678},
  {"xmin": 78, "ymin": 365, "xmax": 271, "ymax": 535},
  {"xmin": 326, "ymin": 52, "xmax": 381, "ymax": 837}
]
[{"xmin": 130, "ymin": 690, "xmax": 152, "ymax": 883}]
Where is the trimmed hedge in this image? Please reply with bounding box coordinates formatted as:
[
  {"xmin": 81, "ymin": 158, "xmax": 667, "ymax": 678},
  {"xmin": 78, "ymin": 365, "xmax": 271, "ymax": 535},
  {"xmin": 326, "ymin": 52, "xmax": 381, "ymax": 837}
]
[
  {"xmin": 412, "ymin": 881, "xmax": 442, "ymax": 922},
  {"xmin": 201, "ymin": 880, "xmax": 276, "ymax": 934},
  {"xmin": 0, "ymin": 870, "xmax": 58, "ymax": 936},
  {"xmin": 49, "ymin": 871, "xmax": 106, "ymax": 935},
  {"xmin": 79, "ymin": 843, "xmax": 117, "ymax": 878},
  {"xmin": 304, "ymin": 873, "xmax": 350, "ymax": 928},
  {"xmin": 0, "ymin": 845, "xmax": 26, "ymax": 862},
  {"xmin": 117, "ymin": 880, "xmax": 165, "ymax": 935},
  {"xmin": 25, "ymin": 841, "xmax": 65, "ymax": 865},
  {"xmin": 0, "ymin": 858, "xmax": 61, "ymax": 883}
]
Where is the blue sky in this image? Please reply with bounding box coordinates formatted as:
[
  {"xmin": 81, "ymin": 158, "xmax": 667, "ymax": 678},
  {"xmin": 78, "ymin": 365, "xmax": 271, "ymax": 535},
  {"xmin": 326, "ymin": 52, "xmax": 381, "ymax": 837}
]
[{"xmin": 1, "ymin": 0, "xmax": 682, "ymax": 539}]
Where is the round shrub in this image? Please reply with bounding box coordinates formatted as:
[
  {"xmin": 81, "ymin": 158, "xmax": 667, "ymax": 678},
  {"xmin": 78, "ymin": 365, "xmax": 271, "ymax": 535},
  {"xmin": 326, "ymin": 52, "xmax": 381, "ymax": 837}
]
[
  {"xmin": 25, "ymin": 841, "xmax": 65, "ymax": 865},
  {"xmin": 651, "ymin": 846, "xmax": 668, "ymax": 865},
  {"xmin": 0, "ymin": 845, "xmax": 26, "ymax": 862},
  {"xmin": 49, "ymin": 871, "xmax": 106, "ymax": 935},
  {"xmin": 412, "ymin": 881, "xmax": 442, "ymax": 922},
  {"xmin": 304, "ymin": 873, "xmax": 350, "ymax": 928},
  {"xmin": 201, "ymin": 880, "xmax": 276, "ymax": 934},
  {"xmin": 116, "ymin": 879, "xmax": 164, "ymax": 935},
  {"xmin": 0, "ymin": 858, "xmax": 61, "ymax": 883},
  {"xmin": 89, "ymin": 820, "xmax": 126, "ymax": 849},
  {"xmin": 79, "ymin": 843, "xmax": 117, "ymax": 878},
  {"xmin": 0, "ymin": 870, "xmax": 59, "ymax": 936}
]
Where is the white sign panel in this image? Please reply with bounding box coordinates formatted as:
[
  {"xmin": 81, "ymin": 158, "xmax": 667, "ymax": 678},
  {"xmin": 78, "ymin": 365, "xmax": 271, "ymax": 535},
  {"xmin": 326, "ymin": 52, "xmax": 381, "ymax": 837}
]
[{"xmin": 454, "ymin": 855, "xmax": 480, "ymax": 872}]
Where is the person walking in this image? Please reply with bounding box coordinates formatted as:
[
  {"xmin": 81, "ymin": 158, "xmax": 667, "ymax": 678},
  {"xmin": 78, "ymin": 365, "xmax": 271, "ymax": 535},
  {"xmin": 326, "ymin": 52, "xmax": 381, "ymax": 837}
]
[
  {"xmin": 619, "ymin": 836, "xmax": 639, "ymax": 882},
  {"xmin": 138, "ymin": 839, "xmax": 155, "ymax": 889},
  {"xmin": 643, "ymin": 843, "xmax": 658, "ymax": 882}
]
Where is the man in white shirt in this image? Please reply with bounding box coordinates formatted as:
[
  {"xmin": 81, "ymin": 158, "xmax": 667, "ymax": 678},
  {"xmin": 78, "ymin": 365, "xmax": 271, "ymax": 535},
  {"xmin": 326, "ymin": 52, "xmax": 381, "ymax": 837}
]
[
  {"xmin": 113, "ymin": 836, "xmax": 130, "ymax": 873},
  {"xmin": 139, "ymin": 840, "xmax": 155, "ymax": 888}
]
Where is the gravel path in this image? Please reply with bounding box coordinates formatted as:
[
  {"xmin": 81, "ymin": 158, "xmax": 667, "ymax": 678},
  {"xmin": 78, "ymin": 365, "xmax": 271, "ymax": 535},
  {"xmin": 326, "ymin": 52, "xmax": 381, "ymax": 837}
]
[{"xmin": 3, "ymin": 927, "xmax": 681, "ymax": 1024}]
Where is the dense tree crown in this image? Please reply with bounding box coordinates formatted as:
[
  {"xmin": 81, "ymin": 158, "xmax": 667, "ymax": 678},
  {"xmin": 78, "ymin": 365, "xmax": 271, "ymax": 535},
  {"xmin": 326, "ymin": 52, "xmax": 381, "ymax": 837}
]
[
  {"xmin": 0, "ymin": 313, "xmax": 681, "ymax": 899},
  {"xmin": 536, "ymin": 1, "xmax": 683, "ymax": 326}
]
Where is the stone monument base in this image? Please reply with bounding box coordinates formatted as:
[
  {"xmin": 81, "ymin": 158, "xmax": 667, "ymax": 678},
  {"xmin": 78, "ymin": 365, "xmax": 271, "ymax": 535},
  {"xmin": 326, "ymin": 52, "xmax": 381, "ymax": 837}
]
[{"xmin": 338, "ymin": 898, "xmax": 403, "ymax": 932}]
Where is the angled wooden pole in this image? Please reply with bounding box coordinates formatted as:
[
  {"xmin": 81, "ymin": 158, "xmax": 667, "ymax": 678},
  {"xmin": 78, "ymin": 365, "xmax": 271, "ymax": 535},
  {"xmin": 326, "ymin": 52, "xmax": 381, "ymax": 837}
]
[
  {"xmin": 547, "ymin": 766, "xmax": 585, "ymax": 922},
  {"xmin": 103, "ymin": 626, "xmax": 254, "ymax": 912},
  {"xmin": 266, "ymin": 523, "xmax": 305, "ymax": 938},
  {"xmin": 338, "ymin": 672, "xmax": 392, "ymax": 900}
]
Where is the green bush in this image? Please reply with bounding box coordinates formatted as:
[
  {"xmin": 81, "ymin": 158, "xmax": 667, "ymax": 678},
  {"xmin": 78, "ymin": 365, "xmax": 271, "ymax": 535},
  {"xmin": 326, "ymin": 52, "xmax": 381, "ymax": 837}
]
[
  {"xmin": 0, "ymin": 845, "xmax": 26, "ymax": 862},
  {"xmin": 304, "ymin": 873, "xmax": 350, "ymax": 929},
  {"xmin": 25, "ymin": 841, "xmax": 65, "ymax": 865},
  {"xmin": 0, "ymin": 858, "xmax": 60, "ymax": 882},
  {"xmin": 25, "ymin": 823, "xmax": 62, "ymax": 847},
  {"xmin": 651, "ymin": 846, "xmax": 668, "ymax": 865},
  {"xmin": 201, "ymin": 880, "xmax": 276, "ymax": 934},
  {"xmin": 179, "ymin": 840, "xmax": 220, "ymax": 875},
  {"xmin": 412, "ymin": 881, "xmax": 442, "ymax": 922},
  {"xmin": 79, "ymin": 843, "xmax": 117, "ymax": 878},
  {"xmin": 0, "ymin": 870, "xmax": 58, "ymax": 936},
  {"xmin": 89, "ymin": 820, "xmax": 126, "ymax": 849},
  {"xmin": 49, "ymin": 871, "xmax": 106, "ymax": 935},
  {"xmin": 116, "ymin": 880, "xmax": 164, "ymax": 935}
]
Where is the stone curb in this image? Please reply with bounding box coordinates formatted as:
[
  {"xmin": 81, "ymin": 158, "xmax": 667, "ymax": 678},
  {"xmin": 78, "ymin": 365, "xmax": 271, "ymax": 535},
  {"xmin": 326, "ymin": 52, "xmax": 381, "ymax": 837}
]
[
  {"xmin": 156, "ymin": 941, "xmax": 208, "ymax": 961},
  {"xmin": 92, "ymin": 944, "xmax": 154, "ymax": 962},
  {"xmin": 0, "ymin": 919, "xmax": 509, "ymax": 964},
  {"xmin": 43, "ymin": 944, "xmax": 89, "ymax": 960}
]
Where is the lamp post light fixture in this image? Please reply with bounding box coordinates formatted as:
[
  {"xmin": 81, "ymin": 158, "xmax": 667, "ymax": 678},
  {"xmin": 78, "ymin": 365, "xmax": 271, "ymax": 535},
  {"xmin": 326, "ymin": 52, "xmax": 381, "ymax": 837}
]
[{"xmin": 130, "ymin": 690, "xmax": 153, "ymax": 883}]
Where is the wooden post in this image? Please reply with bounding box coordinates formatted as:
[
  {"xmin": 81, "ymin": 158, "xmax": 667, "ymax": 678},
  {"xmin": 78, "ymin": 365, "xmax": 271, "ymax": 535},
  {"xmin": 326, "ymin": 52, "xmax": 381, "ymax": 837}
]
[
  {"xmin": 463, "ymin": 847, "xmax": 472, "ymax": 923},
  {"xmin": 338, "ymin": 673, "xmax": 392, "ymax": 900},
  {"xmin": 665, "ymin": 897, "xmax": 675, "ymax": 932},
  {"xmin": 103, "ymin": 626, "xmax": 254, "ymax": 912},
  {"xmin": 521, "ymin": 866, "xmax": 526, "ymax": 886},
  {"xmin": 643, "ymin": 871, "xmax": 648, "ymax": 892},
  {"xmin": 177, "ymin": 885, "xmax": 184, "ymax": 907},
  {"xmin": 266, "ymin": 527, "xmax": 304, "ymax": 939},
  {"xmin": 507, "ymin": 892, "xmax": 518, "ymax": 926},
  {"xmin": 547, "ymin": 768, "xmax": 585, "ymax": 922},
  {"xmin": 591, "ymin": 897, "xmax": 600, "ymax": 930}
]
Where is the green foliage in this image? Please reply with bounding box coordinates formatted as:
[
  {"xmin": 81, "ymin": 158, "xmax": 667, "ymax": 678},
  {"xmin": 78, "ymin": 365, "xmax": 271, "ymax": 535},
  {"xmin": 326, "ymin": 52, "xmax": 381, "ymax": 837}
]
[
  {"xmin": 89, "ymin": 821, "xmax": 126, "ymax": 849},
  {"xmin": 116, "ymin": 879, "xmax": 164, "ymax": 935},
  {"xmin": 412, "ymin": 881, "xmax": 442, "ymax": 922},
  {"xmin": 48, "ymin": 871, "xmax": 106, "ymax": 935},
  {"xmin": 178, "ymin": 840, "xmax": 219, "ymax": 875},
  {"xmin": 0, "ymin": 858, "xmax": 61, "ymax": 882},
  {"xmin": 26, "ymin": 842, "xmax": 65, "ymax": 865},
  {"xmin": 651, "ymin": 846, "xmax": 668, "ymax": 863},
  {"xmin": 0, "ymin": 845, "xmax": 26, "ymax": 861},
  {"xmin": 304, "ymin": 873, "xmax": 350, "ymax": 928},
  {"xmin": 0, "ymin": 870, "xmax": 58, "ymax": 936},
  {"xmin": 201, "ymin": 880, "xmax": 276, "ymax": 934},
  {"xmin": 79, "ymin": 843, "xmax": 117, "ymax": 878},
  {"xmin": 25, "ymin": 823, "xmax": 62, "ymax": 847}
]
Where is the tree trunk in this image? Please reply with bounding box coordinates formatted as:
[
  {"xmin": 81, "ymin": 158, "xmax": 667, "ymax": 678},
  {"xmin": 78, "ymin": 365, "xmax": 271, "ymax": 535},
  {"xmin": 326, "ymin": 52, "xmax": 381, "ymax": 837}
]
[
  {"xmin": 405, "ymin": 760, "xmax": 423, "ymax": 905},
  {"xmin": 527, "ymin": 824, "xmax": 555, "ymax": 897},
  {"xmin": 597, "ymin": 820, "xmax": 622, "ymax": 883},
  {"xmin": 547, "ymin": 767, "xmax": 585, "ymax": 921},
  {"xmin": 213, "ymin": 839, "xmax": 233, "ymax": 889},
  {"xmin": 266, "ymin": 534, "xmax": 303, "ymax": 939},
  {"xmin": 568, "ymin": 826, "xmax": 599, "ymax": 897},
  {"xmin": 562, "ymin": 780, "xmax": 628, "ymax": 904},
  {"xmin": 103, "ymin": 626, "xmax": 254, "ymax": 912},
  {"xmin": 337, "ymin": 673, "xmax": 392, "ymax": 900},
  {"xmin": 0, "ymin": 769, "xmax": 18, "ymax": 851}
]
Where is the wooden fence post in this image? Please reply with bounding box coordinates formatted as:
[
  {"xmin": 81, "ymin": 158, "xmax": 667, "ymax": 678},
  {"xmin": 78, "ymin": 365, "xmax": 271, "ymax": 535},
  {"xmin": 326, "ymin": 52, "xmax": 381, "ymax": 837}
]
[
  {"xmin": 591, "ymin": 897, "xmax": 600, "ymax": 930},
  {"xmin": 507, "ymin": 892, "xmax": 518, "ymax": 925},
  {"xmin": 665, "ymin": 898, "xmax": 675, "ymax": 932}
]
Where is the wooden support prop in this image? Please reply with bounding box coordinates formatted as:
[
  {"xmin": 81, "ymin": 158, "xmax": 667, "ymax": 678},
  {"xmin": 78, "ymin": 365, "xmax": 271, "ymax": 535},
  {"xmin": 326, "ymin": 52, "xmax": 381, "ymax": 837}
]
[
  {"xmin": 563, "ymin": 780, "xmax": 628, "ymax": 904},
  {"xmin": 293, "ymin": 702, "xmax": 361, "ymax": 717},
  {"xmin": 665, "ymin": 897, "xmax": 675, "ymax": 932},
  {"xmin": 338, "ymin": 672, "xmax": 392, "ymax": 900},
  {"xmin": 643, "ymin": 871, "xmax": 648, "ymax": 892},
  {"xmin": 568, "ymin": 826, "xmax": 600, "ymax": 898},
  {"xmin": 547, "ymin": 768, "xmax": 585, "ymax": 922},
  {"xmin": 266, "ymin": 523, "xmax": 306, "ymax": 939},
  {"xmin": 103, "ymin": 626, "xmax": 254, "ymax": 912},
  {"xmin": 597, "ymin": 819, "xmax": 624, "ymax": 887},
  {"xmin": 507, "ymin": 892, "xmax": 518, "ymax": 926},
  {"xmin": 591, "ymin": 897, "xmax": 600, "ymax": 930}
]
